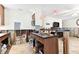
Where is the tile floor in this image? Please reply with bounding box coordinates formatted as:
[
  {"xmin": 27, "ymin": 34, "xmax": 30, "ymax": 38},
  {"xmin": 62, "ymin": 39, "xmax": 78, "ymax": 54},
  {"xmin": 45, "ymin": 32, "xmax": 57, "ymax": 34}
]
[
  {"xmin": 59, "ymin": 37, "xmax": 79, "ymax": 54},
  {"xmin": 9, "ymin": 37, "xmax": 79, "ymax": 54},
  {"xmin": 9, "ymin": 43, "xmax": 33, "ymax": 54}
]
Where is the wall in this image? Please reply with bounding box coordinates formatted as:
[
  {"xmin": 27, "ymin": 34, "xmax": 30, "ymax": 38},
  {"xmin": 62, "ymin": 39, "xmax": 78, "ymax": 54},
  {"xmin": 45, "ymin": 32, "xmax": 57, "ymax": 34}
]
[
  {"xmin": 62, "ymin": 17, "xmax": 79, "ymax": 28},
  {"xmin": 43, "ymin": 16, "xmax": 62, "ymax": 28},
  {"xmin": 34, "ymin": 9, "xmax": 62, "ymax": 28},
  {"xmin": 4, "ymin": 8, "xmax": 34, "ymax": 30},
  {"xmin": 4, "ymin": 7, "xmax": 63, "ymax": 29},
  {"xmin": 62, "ymin": 17, "xmax": 79, "ymax": 37}
]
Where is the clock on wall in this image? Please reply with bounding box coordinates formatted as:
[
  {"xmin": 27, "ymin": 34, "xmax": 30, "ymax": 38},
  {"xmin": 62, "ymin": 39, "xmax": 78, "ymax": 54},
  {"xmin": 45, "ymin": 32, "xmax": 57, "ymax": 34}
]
[{"xmin": 76, "ymin": 19, "xmax": 79, "ymax": 26}]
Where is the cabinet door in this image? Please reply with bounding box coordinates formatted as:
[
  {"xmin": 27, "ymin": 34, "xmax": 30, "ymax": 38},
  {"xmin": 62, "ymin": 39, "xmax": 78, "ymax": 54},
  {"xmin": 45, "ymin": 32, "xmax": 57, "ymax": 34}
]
[
  {"xmin": 44, "ymin": 37, "xmax": 59, "ymax": 54},
  {"xmin": 0, "ymin": 15, "xmax": 1, "ymax": 26},
  {"xmin": 0, "ymin": 5, "xmax": 4, "ymax": 26}
]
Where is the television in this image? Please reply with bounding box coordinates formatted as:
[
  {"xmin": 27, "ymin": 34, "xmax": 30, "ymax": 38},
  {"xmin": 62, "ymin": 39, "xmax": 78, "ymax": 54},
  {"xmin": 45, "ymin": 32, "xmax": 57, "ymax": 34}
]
[{"xmin": 53, "ymin": 22, "xmax": 59, "ymax": 28}]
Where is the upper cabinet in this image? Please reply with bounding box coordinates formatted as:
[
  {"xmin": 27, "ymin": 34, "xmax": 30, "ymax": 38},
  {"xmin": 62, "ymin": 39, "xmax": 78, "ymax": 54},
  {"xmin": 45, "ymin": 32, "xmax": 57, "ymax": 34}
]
[{"xmin": 0, "ymin": 5, "xmax": 4, "ymax": 26}]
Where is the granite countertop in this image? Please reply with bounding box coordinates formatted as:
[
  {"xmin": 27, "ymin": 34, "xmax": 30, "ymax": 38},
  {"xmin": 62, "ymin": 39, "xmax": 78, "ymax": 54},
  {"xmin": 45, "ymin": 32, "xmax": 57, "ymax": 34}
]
[
  {"xmin": 0, "ymin": 33, "xmax": 9, "ymax": 38},
  {"xmin": 32, "ymin": 32, "xmax": 54, "ymax": 39},
  {"xmin": 56, "ymin": 28, "xmax": 70, "ymax": 32}
]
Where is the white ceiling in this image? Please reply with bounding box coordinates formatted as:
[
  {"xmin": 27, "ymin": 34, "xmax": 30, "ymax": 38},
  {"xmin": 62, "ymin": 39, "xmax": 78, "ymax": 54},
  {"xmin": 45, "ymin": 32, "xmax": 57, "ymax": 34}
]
[{"xmin": 3, "ymin": 4, "xmax": 79, "ymax": 19}]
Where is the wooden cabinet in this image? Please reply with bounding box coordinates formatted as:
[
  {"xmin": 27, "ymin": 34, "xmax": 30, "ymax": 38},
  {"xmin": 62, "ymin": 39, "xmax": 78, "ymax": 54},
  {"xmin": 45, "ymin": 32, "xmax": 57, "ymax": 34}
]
[
  {"xmin": 44, "ymin": 37, "xmax": 58, "ymax": 54},
  {"xmin": 32, "ymin": 33, "xmax": 59, "ymax": 54},
  {"xmin": 0, "ymin": 5, "xmax": 4, "ymax": 25},
  {"xmin": 0, "ymin": 33, "xmax": 11, "ymax": 54}
]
